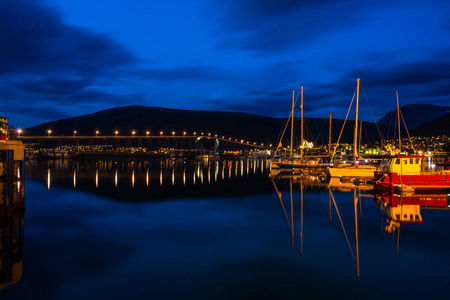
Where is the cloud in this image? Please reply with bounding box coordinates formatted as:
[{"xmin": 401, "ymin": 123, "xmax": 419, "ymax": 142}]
[
  {"xmin": 0, "ymin": 100, "xmax": 71, "ymax": 120},
  {"xmin": 66, "ymin": 91, "xmax": 146, "ymax": 106},
  {"xmin": 10, "ymin": 78, "xmax": 92, "ymax": 95},
  {"xmin": 137, "ymin": 65, "xmax": 225, "ymax": 81},
  {"xmin": 206, "ymin": 0, "xmax": 376, "ymax": 53},
  {"xmin": 347, "ymin": 59, "xmax": 450, "ymax": 88},
  {"xmin": 0, "ymin": 0, "xmax": 136, "ymax": 94}
]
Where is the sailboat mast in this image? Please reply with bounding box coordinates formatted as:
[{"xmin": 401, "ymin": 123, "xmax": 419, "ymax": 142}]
[
  {"xmin": 328, "ymin": 112, "xmax": 332, "ymax": 155},
  {"xmin": 300, "ymin": 86, "xmax": 304, "ymax": 161},
  {"xmin": 353, "ymin": 78, "xmax": 360, "ymax": 164},
  {"xmin": 359, "ymin": 120, "xmax": 363, "ymax": 153},
  {"xmin": 290, "ymin": 90, "xmax": 294, "ymax": 158},
  {"xmin": 396, "ymin": 90, "xmax": 401, "ymax": 153}
]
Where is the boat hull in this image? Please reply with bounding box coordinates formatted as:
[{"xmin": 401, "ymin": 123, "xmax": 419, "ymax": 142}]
[
  {"xmin": 328, "ymin": 165, "xmax": 376, "ymax": 178},
  {"xmin": 273, "ymin": 162, "xmax": 329, "ymax": 169},
  {"xmin": 371, "ymin": 171, "xmax": 450, "ymax": 193}
]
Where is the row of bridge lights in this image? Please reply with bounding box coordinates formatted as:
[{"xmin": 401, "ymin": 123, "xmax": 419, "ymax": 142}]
[{"xmin": 43, "ymin": 130, "xmax": 270, "ymax": 146}]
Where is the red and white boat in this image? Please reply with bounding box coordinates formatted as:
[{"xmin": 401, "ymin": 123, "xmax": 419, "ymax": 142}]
[{"xmin": 370, "ymin": 155, "xmax": 450, "ymax": 193}]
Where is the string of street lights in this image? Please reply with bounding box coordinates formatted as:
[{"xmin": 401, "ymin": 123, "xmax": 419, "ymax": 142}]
[{"xmin": 39, "ymin": 129, "xmax": 271, "ymax": 147}]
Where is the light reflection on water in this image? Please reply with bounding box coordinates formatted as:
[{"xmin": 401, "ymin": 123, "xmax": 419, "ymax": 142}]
[
  {"xmin": 2, "ymin": 158, "xmax": 450, "ymax": 299},
  {"xmin": 25, "ymin": 158, "xmax": 273, "ymax": 202}
]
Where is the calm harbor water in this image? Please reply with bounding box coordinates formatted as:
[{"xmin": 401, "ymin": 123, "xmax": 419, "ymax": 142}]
[{"xmin": 2, "ymin": 157, "xmax": 450, "ymax": 299}]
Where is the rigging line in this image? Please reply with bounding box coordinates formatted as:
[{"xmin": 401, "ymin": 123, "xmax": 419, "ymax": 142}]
[
  {"xmin": 361, "ymin": 84, "xmax": 385, "ymax": 144},
  {"xmin": 362, "ymin": 123, "xmax": 370, "ymax": 145},
  {"xmin": 273, "ymin": 109, "xmax": 292, "ymax": 157},
  {"xmin": 388, "ymin": 110, "xmax": 395, "ymax": 140},
  {"xmin": 274, "ymin": 94, "xmax": 297, "ymax": 157},
  {"xmin": 314, "ymin": 118, "xmax": 327, "ymax": 145},
  {"xmin": 312, "ymin": 117, "xmax": 325, "ymax": 145},
  {"xmin": 329, "ymin": 189, "xmax": 356, "ymax": 262},
  {"xmin": 384, "ymin": 109, "xmax": 394, "ymax": 141},
  {"xmin": 331, "ymin": 90, "xmax": 356, "ymax": 162},
  {"xmin": 273, "ymin": 90, "xmax": 302, "ymax": 156},
  {"xmin": 400, "ymin": 109, "xmax": 416, "ymax": 154}
]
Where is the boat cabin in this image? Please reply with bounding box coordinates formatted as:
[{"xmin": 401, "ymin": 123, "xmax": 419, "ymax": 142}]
[{"xmin": 379, "ymin": 155, "xmax": 423, "ymax": 175}]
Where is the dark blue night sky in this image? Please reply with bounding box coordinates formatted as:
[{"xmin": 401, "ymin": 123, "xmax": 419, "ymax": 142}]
[{"xmin": 1, "ymin": 0, "xmax": 450, "ymax": 128}]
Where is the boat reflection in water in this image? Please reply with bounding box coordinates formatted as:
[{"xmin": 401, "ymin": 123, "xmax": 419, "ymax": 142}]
[
  {"xmin": 270, "ymin": 171, "xmax": 373, "ymax": 277},
  {"xmin": 0, "ymin": 160, "xmax": 25, "ymax": 290},
  {"xmin": 25, "ymin": 157, "xmax": 272, "ymax": 201},
  {"xmin": 373, "ymin": 192, "xmax": 450, "ymax": 251},
  {"xmin": 271, "ymin": 168, "xmax": 450, "ymax": 279}
]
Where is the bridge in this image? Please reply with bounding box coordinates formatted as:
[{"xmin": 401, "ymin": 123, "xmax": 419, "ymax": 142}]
[{"xmin": 17, "ymin": 134, "xmax": 274, "ymax": 153}]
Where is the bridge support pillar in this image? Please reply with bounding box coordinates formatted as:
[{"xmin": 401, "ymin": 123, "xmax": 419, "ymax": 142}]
[{"xmin": 147, "ymin": 138, "xmax": 152, "ymax": 151}]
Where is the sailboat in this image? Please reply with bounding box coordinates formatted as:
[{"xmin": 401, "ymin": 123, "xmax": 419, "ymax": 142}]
[
  {"xmin": 328, "ymin": 79, "xmax": 377, "ymax": 178},
  {"xmin": 272, "ymin": 87, "xmax": 330, "ymax": 172}
]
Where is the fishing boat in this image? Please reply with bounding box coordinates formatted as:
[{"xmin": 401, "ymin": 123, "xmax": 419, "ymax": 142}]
[
  {"xmin": 370, "ymin": 155, "xmax": 450, "ymax": 193},
  {"xmin": 328, "ymin": 79, "xmax": 376, "ymax": 178}
]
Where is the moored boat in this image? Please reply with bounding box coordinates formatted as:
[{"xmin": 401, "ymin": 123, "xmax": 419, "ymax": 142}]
[
  {"xmin": 274, "ymin": 156, "xmax": 331, "ymax": 170},
  {"xmin": 370, "ymin": 155, "xmax": 450, "ymax": 193},
  {"xmin": 329, "ymin": 162, "xmax": 377, "ymax": 178},
  {"xmin": 329, "ymin": 78, "xmax": 377, "ymax": 178}
]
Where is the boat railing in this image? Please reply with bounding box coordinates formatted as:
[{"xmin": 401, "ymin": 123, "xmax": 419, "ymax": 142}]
[{"xmin": 421, "ymin": 170, "xmax": 450, "ymax": 175}]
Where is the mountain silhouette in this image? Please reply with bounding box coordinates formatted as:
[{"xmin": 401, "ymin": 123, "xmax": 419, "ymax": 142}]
[{"xmin": 23, "ymin": 105, "xmax": 392, "ymax": 146}]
